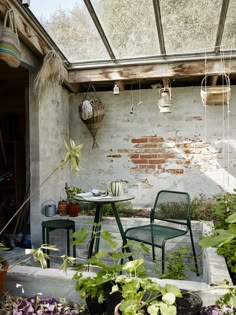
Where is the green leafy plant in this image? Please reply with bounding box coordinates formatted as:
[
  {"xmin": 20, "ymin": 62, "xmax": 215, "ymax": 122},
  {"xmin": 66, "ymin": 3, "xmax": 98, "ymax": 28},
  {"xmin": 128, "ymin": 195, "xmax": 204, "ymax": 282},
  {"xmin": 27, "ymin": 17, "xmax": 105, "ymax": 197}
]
[
  {"xmin": 160, "ymin": 246, "xmax": 188, "ymax": 280},
  {"xmin": 199, "ymin": 208, "xmax": 236, "ymax": 280},
  {"xmin": 65, "ymin": 184, "xmax": 82, "ymax": 205},
  {"xmin": 112, "ymin": 259, "xmax": 182, "ymax": 315},
  {"xmin": 72, "ymin": 229, "xmax": 134, "ymax": 303},
  {"xmin": 199, "ymin": 212, "xmax": 236, "ymax": 249}
]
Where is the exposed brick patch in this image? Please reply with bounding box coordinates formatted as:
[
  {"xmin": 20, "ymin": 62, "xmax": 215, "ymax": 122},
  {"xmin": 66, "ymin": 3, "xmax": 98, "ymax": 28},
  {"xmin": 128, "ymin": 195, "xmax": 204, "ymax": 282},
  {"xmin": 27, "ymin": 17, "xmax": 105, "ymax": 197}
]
[
  {"xmin": 140, "ymin": 154, "xmax": 158, "ymax": 159},
  {"xmin": 132, "ymin": 138, "xmax": 148, "ymax": 143},
  {"xmin": 107, "ymin": 154, "xmax": 121, "ymax": 158},
  {"xmin": 110, "ymin": 136, "xmax": 213, "ymax": 175},
  {"xmin": 167, "ymin": 169, "xmax": 184, "ymax": 174},
  {"xmin": 148, "ymin": 136, "xmax": 164, "ymax": 142}
]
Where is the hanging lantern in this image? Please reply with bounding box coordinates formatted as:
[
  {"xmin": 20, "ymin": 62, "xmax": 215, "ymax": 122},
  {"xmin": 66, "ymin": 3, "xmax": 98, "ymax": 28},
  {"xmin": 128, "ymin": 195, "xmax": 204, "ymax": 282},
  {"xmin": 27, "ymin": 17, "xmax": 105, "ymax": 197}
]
[{"xmin": 158, "ymin": 86, "xmax": 172, "ymax": 113}]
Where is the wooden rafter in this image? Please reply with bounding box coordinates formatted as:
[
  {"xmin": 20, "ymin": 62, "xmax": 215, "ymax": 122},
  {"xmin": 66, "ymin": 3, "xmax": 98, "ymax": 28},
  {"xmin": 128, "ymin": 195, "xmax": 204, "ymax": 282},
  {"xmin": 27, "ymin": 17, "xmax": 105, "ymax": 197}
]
[{"xmin": 68, "ymin": 58, "xmax": 236, "ymax": 83}]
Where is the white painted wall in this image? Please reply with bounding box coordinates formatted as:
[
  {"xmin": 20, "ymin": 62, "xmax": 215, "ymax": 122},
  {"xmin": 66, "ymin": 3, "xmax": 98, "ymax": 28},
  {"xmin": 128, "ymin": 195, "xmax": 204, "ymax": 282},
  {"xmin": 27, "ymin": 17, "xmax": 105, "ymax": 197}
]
[{"xmin": 69, "ymin": 86, "xmax": 236, "ymax": 208}]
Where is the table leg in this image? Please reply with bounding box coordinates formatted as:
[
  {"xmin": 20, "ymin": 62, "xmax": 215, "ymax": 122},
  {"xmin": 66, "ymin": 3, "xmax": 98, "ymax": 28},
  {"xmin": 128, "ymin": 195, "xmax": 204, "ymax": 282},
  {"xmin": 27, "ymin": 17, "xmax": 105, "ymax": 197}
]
[
  {"xmin": 88, "ymin": 203, "xmax": 103, "ymax": 258},
  {"xmin": 46, "ymin": 228, "xmax": 50, "ymax": 268},
  {"xmin": 94, "ymin": 204, "xmax": 103, "ymax": 255},
  {"xmin": 111, "ymin": 202, "xmax": 132, "ymax": 260}
]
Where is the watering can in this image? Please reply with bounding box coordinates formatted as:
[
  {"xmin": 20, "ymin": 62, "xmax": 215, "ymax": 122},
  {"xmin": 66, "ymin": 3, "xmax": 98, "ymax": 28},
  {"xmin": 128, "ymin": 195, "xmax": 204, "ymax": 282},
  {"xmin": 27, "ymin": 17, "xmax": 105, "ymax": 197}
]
[{"xmin": 42, "ymin": 200, "xmax": 57, "ymax": 217}]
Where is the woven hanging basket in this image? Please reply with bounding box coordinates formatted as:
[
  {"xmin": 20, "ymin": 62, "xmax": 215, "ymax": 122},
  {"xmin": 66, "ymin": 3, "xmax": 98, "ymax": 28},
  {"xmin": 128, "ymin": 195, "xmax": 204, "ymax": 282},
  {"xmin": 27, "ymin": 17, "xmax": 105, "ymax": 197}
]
[
  {"xmin": 201, "ymin": 74, "xmax": 231, "ymax": 106},
  {"xmin": 79, "ymin": 84, "xmax": 105, "ymax": 148}
]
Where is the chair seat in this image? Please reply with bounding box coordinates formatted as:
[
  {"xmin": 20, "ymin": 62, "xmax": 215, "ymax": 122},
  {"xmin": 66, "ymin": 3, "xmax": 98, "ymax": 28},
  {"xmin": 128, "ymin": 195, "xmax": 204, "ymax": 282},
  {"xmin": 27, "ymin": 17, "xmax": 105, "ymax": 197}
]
[{"xmin": 125, "ymin": 224, "xmax": 187, "ymax": 247}]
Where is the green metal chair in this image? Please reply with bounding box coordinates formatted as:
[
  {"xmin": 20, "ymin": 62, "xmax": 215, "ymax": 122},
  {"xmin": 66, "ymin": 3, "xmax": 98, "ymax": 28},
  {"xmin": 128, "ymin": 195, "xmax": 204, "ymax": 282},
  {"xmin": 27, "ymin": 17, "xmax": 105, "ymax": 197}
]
[{"xmin": 124, "ymin": 190, "xmax": 199, "ymax": 275}]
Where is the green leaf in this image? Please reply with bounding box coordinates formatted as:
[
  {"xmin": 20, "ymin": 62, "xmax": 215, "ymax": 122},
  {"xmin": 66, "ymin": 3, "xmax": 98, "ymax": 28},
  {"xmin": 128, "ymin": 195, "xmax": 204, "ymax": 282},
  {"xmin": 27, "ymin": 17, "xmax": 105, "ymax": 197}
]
[
  {"xmin": 101, "ymin": 230, "xmax": 118, "ymax": 249},
  {"xmin": 226, "ymin": 212, "xmax": 236, "ymax": 224},
  {"xmin": 147, "ymin": 303, "xmax": 160, "ymax": 315},
  {"xmin": 159, "ymin": 303, "xmax": 176, "ymax": 315},
  {"xmin": 122, "ymin": 259, "xmax": 144, "ymax": 273},
  {"xmin": 73, "ymin": 228, "xmax": 88, "ymax": 245},
  {"xmin": 162, "ymin": 293, "xmax": 176, "ymax": 305},
  {"xmin": 199, "ymin": 229, "xmax": 236, "ymax": 248}
]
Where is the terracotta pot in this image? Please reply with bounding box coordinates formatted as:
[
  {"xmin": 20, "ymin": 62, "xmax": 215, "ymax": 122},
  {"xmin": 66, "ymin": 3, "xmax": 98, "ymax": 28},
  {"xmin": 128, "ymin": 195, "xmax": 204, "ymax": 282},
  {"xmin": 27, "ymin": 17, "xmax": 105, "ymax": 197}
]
[
  {"xmin": 0, "ymin": 258, "xmax": 9, "ymax": 296},
  {"xmin": 67, "ymin": 203, "xmax": 80, "ymax": 217},
  {"xmin": 58, "ymin": 200, "xmax": 68, "ymax": 216}
]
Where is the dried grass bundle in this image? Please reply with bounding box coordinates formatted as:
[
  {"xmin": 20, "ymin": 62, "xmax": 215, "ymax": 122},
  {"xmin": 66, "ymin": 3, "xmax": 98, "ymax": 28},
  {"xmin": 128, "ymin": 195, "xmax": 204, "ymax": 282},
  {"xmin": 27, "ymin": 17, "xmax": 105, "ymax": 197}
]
[{"xmin": 34, "ymin": 50, "xmax": 66, "ymax": 100}]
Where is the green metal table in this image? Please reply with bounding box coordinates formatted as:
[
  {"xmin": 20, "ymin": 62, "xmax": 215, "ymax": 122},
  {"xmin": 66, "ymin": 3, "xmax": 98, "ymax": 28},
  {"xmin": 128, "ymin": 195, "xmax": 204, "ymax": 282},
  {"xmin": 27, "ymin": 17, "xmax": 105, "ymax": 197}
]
[{"xmin": 75, "ymin": 195, "xmax": 134, "ymax": 258}]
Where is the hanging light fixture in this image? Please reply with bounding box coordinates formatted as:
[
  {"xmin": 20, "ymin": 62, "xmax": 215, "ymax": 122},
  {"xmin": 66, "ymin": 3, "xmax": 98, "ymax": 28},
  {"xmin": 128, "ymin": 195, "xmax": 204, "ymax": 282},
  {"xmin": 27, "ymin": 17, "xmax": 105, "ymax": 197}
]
[{"xmin": 158, "ymin": 79, "xmax": 172, "ymax": 113}]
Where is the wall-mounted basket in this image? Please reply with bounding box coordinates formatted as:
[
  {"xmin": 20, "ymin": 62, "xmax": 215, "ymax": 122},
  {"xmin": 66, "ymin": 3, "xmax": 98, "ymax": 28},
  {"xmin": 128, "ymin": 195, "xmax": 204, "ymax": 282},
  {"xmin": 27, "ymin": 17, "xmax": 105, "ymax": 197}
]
[
  {"xmin": 201, "ymin": 74, "xmax": 231, "ymax": 106},
  {"xmin": 78, "ymin": 84, "xmax": 105, "ymax": 148}
]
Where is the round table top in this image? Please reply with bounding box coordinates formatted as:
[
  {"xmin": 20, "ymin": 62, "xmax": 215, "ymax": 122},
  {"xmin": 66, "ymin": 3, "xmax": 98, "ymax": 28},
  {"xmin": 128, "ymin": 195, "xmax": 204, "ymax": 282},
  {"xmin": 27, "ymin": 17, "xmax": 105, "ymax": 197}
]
[{"xmin": 74, "ymin": 195, "xmax": 135, "ymax": 204}]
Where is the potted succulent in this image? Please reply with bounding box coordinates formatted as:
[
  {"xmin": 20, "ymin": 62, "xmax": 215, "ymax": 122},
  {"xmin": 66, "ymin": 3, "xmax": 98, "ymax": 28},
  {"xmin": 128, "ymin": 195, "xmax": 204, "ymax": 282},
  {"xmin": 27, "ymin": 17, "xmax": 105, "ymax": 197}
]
[{"xmin": 65, "ymin": 184, "xmax": 82, "ymax": 217}]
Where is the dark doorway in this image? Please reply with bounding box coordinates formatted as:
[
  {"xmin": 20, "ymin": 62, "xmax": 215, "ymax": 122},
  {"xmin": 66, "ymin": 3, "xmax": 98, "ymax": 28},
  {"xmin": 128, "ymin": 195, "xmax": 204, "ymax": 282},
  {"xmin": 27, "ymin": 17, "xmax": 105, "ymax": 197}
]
[{"xmin": 0, "ymin": 60, "xmax": 29, "ymax": 248}]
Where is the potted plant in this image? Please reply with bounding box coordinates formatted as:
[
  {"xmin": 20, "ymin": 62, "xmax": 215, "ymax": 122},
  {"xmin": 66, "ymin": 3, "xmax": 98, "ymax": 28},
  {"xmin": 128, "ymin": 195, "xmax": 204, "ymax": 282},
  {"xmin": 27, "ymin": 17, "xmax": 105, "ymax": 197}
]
[
  {"xmin": 200, "ymin": 284, "xmax": 236, "ymax": 314},
  {"xmin": 112, "ymin": 259, "xmax": 202, "ymax": 315},
  {"xmin": 65, "ymin": 184, "xmax": 82, "ymax": 217}
]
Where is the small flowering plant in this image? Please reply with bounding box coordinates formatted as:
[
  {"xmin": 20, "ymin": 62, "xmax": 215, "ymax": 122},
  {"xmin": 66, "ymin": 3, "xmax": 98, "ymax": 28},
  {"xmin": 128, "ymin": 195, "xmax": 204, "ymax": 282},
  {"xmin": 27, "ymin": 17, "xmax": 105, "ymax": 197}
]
[
  {"xmin": 11, "ymin": 295, "xmax": 81, "ymax": 315},
  {"xmin": 200, "ymin": 284, "xmax": 236, "ymax": 315}
]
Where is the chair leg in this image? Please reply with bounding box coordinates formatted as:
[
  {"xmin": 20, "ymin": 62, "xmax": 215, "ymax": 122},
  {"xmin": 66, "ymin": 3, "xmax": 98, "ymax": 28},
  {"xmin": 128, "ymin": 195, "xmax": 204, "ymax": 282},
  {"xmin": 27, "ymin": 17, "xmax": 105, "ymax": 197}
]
[
  {"xmin": 189, "ymin": 226, "xmax": 199, "ymax": 276},
  {"xmin": 161, "ymin": 245, "xmax": 165, "ymax": 274},
  {"xmin": 152, "ymin": 244, "xmax": 155, "ymax": 261}
]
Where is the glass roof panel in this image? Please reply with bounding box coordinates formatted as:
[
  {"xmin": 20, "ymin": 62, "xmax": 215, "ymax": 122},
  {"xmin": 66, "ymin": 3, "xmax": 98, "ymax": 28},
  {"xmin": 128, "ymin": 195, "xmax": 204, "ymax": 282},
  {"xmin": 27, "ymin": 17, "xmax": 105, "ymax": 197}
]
[
  {"xmin": 91, "ymin": 0, "xmax": 160, "ymax": 59},
  {"xmin": 30, "ymin": 1, "xmax": 110, "ymax": 62},
  {"xmin": 221, "ymin": 0, "xmax": 236, "ymax": 51},
  {"xmin": 160, "ymin": 0, "xmax": 222, "ymax": 54}
]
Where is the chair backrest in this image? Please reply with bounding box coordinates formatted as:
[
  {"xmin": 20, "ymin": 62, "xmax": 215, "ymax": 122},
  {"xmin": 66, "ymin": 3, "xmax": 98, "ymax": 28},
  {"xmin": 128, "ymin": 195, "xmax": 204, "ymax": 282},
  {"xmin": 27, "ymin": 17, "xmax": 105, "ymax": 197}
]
[{"xmin": 150, "ymin": 190, "xmax": 191, "ymax": 229}]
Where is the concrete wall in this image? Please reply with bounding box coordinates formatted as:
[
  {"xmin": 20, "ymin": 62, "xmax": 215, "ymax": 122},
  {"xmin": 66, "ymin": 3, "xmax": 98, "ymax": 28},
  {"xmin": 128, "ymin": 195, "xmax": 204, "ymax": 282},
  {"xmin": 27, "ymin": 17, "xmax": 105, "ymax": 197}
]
[
  {"xmin": 30, "ymin": 80, "xmax": 70, "ymax": 246},
  {"xmin": 69, "ymin": 86, "xmax": 236, "ymax": 208}
]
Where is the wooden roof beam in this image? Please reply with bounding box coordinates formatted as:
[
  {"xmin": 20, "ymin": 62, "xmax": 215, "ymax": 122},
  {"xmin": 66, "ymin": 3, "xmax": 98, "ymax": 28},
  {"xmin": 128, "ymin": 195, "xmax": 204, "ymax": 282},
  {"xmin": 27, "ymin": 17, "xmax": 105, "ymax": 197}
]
[{"xmin": 68, "ymin": 58, "xmax": 236, "ymax": 83}]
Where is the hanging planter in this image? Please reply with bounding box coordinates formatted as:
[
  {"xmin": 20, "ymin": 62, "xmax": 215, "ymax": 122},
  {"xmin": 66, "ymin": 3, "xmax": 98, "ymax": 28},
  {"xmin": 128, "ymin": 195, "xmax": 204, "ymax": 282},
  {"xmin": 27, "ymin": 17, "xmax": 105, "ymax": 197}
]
[
  {"xmin": 78, "ymin": 84, "xmax": 105, "ymax": 148},
  {"xmin": 201, "ymin": 74, "xmax": 231, "ymax": 106}
]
